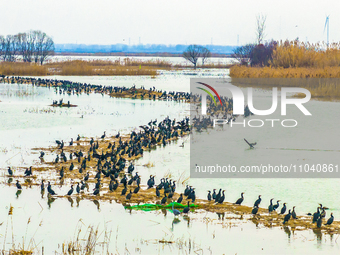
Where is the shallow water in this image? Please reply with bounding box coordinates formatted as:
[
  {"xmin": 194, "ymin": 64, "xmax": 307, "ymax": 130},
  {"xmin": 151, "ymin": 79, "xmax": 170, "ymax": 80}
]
[
  {"xmin": 0, "ymin": 70, "xmax": 339, "ymax": 254},
  {"xmin": 50, "ymin": 55, "xmax": 235, "ymax": 67}
]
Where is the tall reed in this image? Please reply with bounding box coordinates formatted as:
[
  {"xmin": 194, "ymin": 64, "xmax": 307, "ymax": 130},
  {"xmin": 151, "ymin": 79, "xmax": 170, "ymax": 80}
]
[
  {"xmin": 270, "ymin": 41, "xmax": 340, "ymax": 68},
  {"xmin": 0, "ymin": 62, "xmax": 48, "ymax": 76},
  {"xmin": 0, "ymin": 58, "xmax": 173, "ymax": 76}
]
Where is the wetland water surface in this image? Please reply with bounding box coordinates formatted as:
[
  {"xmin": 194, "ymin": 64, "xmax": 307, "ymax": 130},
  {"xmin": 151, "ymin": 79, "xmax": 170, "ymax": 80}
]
[{"xmin": 0, "ymin": 70, "xmax": 339, "ymax": 254}]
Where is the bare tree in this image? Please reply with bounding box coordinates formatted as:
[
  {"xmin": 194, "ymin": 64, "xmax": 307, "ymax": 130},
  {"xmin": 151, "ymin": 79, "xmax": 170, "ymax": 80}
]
[
  {"xmin": 34, "ymin": 31, "xmax": 55, "ymax": 64},
  {"xmin": 39, "ymin": 36, "xmax": 54, "ymax": 64},
  {"xmin": 256, "ymin": 14, "xmax": 267, "ymax": 44},
  {"xmin": 0, "ymin": 30, "xmax": 54, "ymax": 64},
  {"xmin": 199, "ymin": 46, "xmax": 211, "ymax": 66},
  {"xmin": 183, "ymin": 45, "xmax": 201, "ymax": 69},
  {"xmin": 1, "ymin": 35, "xmax": 18, "ymax": 62},
  {"xmin": 232, "ymin": 44, "xmax": 255, "ymax": 65},
  {"xmin": 16, "ymin": 32, "xmax": 37, "ymax": 62},
  {"xmin": 0, "ymin": 36, "xmax": 5, "ymax": 61}
]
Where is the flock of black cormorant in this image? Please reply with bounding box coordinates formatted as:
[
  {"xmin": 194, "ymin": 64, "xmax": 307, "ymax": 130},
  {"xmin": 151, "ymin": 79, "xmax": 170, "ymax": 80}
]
[{"xmin": 1, "ymin": 75, "xmax": 335, "ymax": 230}]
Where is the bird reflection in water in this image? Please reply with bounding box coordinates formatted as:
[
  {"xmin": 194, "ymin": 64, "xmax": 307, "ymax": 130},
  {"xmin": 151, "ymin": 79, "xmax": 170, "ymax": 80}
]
[
  {"xmin": 8, "ymin": 177, "xmax": 13, "ymax": 184},
  {"xmin": 47, "ymin": 194, "xmax": 56, "ymax": 208},
  {"xmin": 59, "ymin": 179, "xmax": 64, "ymax": 186},
  {"xmin": 41, "ymin": 189, "xmax": 45, "ymax": 198},
  {"xmin": 122, "ymin": 202, "xmax": 133, "ymax": 214},
  {"xmin": 183, "ymin": 215, "xmax": 190, "ymax": 227},
  {"xmin": 67, "ymin": 197, "xmax": 74, "ymax": 207},
  {"xmin": 15, "ymin": 190, "xmax": 22, "ymax": 198},
  {"xmin": 161, "ymin": 208, "xmax": 167, "ymax": 216},
  {"xmin": 76, "ymin": 196, "xmax": 81, "ymax": 207},
  {"xmin": 217, "ymin": 212, "xmax": 225, "ymax": 220},
  {"xmin": 313, "ymin": 228, "xmax": 322, "ymax": 247},
  {"xmin": 284, "ymin": 226, "xmax": 291, "ymax": 241},
  {"xmin": 93, "ymin": 200, "xmax": 100, "ymax": 211},
  {"xmin": 171, "ymin": 218, "xmax": 181, "ymax": 231},
  {"xmin": 251, "ymin": 217, "xmax": 259, "ymax": 227}
]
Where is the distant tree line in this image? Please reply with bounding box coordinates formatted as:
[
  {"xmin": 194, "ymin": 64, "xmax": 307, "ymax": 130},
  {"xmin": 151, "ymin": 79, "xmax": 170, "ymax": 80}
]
[{"xmin": 0, "ymin": 30, "xmax": 54, "ymax": 64}]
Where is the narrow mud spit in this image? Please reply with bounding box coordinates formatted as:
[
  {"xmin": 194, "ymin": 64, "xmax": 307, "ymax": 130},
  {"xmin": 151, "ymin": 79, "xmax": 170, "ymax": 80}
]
[{"xmin": 3, "ymin": 120, "xmax": 339, "ymax": 236}]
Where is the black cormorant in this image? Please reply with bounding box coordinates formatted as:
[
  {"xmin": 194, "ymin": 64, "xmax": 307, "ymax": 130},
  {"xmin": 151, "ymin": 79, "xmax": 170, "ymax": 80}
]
[
  {"xmin": 325, "ymin": 213, "xmax": 334, "ymax": 225},
  {"xmin": 292, "ymin": 206, "xmax": 297, "ymax": 219},
  {"xmin": 126, "ymin": 190, "xmax": 133, "ymax": 200},
  {"xmin": 316, "ymin": 216, "xmax": 322, "ymax": 228},
  {"xmin": 133, "ymin": 184, "xmax": 140, "ymax": 194},
  {"xmin": 207, "ymin": 191, "xmax": 212, "ymax": 201},
  {"xmin": 280, "ymin": 203, "xmax": 287, "ymax": 215},
  {"xmin": 121, "ymin": 185, "xmax": 127, "ymax": 196},
  {"xmin": 235, "ymin": 192, "xmax": 244, "ymax": 205},
  {"xmin": 254, "ymin": 195, "xmax": 261, "ymax": 207},
  {"xmin": 218, "ymin": 190, "xmax": 225, "ymax": 204},
  {"xmin": 67, "ymin": 185, "xmax": 74, "ymax": 196},
  {"xmin": 252, "ymin": 205, "xmax": 259, "ymax": 215},
  {"xmin": 268, "ymin": 198, "xmax": 274, "ymax": 213},
  {"xmin": 93, "ymin": 188, "xmax": 100, "ymax": 196},
  {"xmin": 16, "ymin": 180, "xmax": 22, "ymax": 189},
  {"xmin": 273, "ymin": 200, "xmax": 280, "ymax": 211},
  {"xmin": 161, "ymin": 195, "xmax": 167, "ymax": 205},
  {"xmin": 8, "ymin": 167, "xmax": 13, "ymax": 176},
  {"xmin": 215, "ymin": 189, "xmax": 222, "ymax": 203},
  {"xmin": 84, "ymin": 172, "xmax": 89, "ymax": 181},
  {"xmin": 177, "ymin": 194, "xmax": 183, "ymax": 203},
  {"xmin": 40, "ymin": 180, "xmax": 45, "ymax": 191},
  {"xmin": 183, "ymin": 201, "xmax": 190, "ymax": 214},
  {"xmin": 283, "ymin": 210, "xmax": 291, "ymax": 224},
  {"xmin": 212, "ymin": 189, "xmax": 216, "ymax": 200},
  {"xmin": 313, "ymin": 207, "xmax": 320, "ymax": 223}
]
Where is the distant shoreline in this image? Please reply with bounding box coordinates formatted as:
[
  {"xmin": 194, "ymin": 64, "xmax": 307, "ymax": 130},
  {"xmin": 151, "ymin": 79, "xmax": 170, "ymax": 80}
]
[{"xmin": 54, "ymin": 52, "xmax": 233, "ymax": 58}]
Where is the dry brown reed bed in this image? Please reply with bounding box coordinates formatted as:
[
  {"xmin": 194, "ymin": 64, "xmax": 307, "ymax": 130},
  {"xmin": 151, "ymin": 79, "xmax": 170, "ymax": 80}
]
[
  {"xmin": 270, "ymin": 41, "xmax": 340, "ymax": 68},
  {"xmin": 229, "ymin": 41, "xmax": 340, "ymax": 100},
  {"xmin": 230, "ymin": 66, "xmax": 340, "ymax": 78},
  {"xmin": 230, "ymin": 68, "xmax": 340, "ymax": 100},
  {"xmin": 0, "ymin": 58, "xmax": 175, "ymax": 76},
  {"xmin": 0, "ymin": 58, "xmax": 234, "ymax": 77},
  {"xmin": 0, "ymin": 62, "xmax": 48, "ymax": 76}
]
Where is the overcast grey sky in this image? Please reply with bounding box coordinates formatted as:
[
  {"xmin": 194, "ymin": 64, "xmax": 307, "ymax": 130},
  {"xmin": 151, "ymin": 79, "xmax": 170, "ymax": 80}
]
[{"xmin": 1, "ymin": 0, "xmax": 339, "ymax": 45}]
